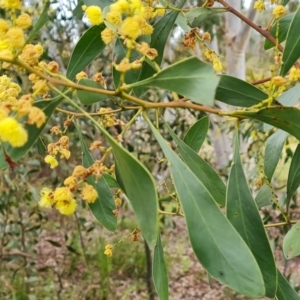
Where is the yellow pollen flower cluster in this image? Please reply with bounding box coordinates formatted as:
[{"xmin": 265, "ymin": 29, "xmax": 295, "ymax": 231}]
[
  {"xmin": 272, "ymin": 5, "xmax": 286, "ymax": 19},
  {"xmin": 81, "ymin": 184, "xmax": 98, "ymax": 203},
  {"xmin": 83, "ymin": 5, "xmax": 104, "ymax": 25},
  {"xmin": 16, "ymin": 13, "xmax": 32, "ymax": 29},
  {"xmin": 104, "ymin": 244, "xmax": 113, "ymax": 257},
  {"xmin": 0, "ymin": 0, "xmax": 22, "ymax": 10},
  {"xmin": 253, "ymin": 0, "xmax": 265, "ymax": 12},
  {"xmin": 39, "ymin": 187, "xmax": 77, "ymax": 215},
  {"xmin": 45, "ymin": 135, "xmax": 71, "ymax": 168},
  {"xmin": 0, "ymin": 117, "xmax": 28, "ymax": 147},
  {"xmin": 289, "ymin": 67, "xmax": 300, "ymax": 81},
  {"xmin": 203, "ymin": 49, "xmax": 223, "ymax": 72}
]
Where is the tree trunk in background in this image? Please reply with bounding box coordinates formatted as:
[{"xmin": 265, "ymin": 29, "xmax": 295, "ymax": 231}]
[{"xmin": 209, "ymin": 1, "xmax": 257, "ymax": 168}]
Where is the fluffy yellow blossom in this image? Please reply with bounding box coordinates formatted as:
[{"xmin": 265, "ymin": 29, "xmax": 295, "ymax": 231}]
[
  {"xmin": 3, "ymin": 0, "xmax": 21, "ymax": 10},
  {"xmin": 253, "ymin": 0, "xmax": 265, "ymax": 12},
  {"xmin": 213, "ymin": 59, "xmax": 223, "ymax": 72},
  {"xmin": 44, "ymin": 155, "xmax": 58, "ymax": 169},
  {"xmin": 128, "ymin": 0, "xmax": 144, "ymax": 15},
  {"xmin": 19, "ymin": 44, "xmax": 42, "ymax": 65},
  {"xmin": 27, "ymin": 106, "xmax": 46, "ymax": 128},
  {"xmin": 53, "ymin": 187, "xmax": 73, "ymax": 202},
  {"xmin": 0, "ymin": 117, "xmax": 28, "ymax": 147},
  {"xmin": 289, "ymin": 67, "xmax": 300, "ymax": 81},
  {"xmin": 110, "ymin": 0, "xmax": 129, "ymax": 14},
  {"xmin": 39, "ymin": 188, "xmax": 54, "ymax": 208},
  {"xmin": 104, "ymin": 244, "xmax": 113, "ymax": 257},
  {"xmin": 272, "ymin": 75, "xmax": 286, "ymax": 87},
  {"xmin": 114, "ymin": 58, "xmax": 131, "ymax": 72},
  {"xmin": 204, "ymin": 49, "xmax": 216, "ymax": 61},
  {"xmin": 101, "ymin": 27, "xmax": 116, "ymax": 45},
  {"xmin": 72, "ymin": 165, "xmax": 87, "ymax": 178},
  {"xmin": 55, "ymin": 197, "xmax": 77, "ymax": 215},
  {"xmin": 76, "ymin": 71, "xmax": 88, "ymax": 81},
  {"xmin": 16, "ymin": 13, "xmax": 32, "ymax": 29},
  {"xmin": 85, "ymin": 5, "xmax": 103, "ymax": 25},
  {"xmin": 64, "ymin": 176, "xmax": 77, "ymax": 189},
  {"xmin": 0, "ymin": 19, "xmax": 9, "ymax": 37},
  {"xmin": 58, "ymin": 148, "xmax": 71, "ymax": 159},
  {"xmin": 16, "ymin": 99, "xmax": 32, "ymax": 117},
  {"xmin": 155, "ymin": 6, "xmax": 165, "ymax": 16},
  {"xmin": 141, "ymin": 22, "xmax": 153, "ymax": 35},
  {"xmin": 272, "ymin": 5, "xmax": 286, "ymax": 19},
  {"xmin": 119, "ymin": 17, "xmax": 142, "ymax": 40},
  {"xmin": 81, "ymin": 184, "xmax": 98, "ymax": 203},
  {"xmin": 105, "ymin": 11, "xmax": 122, "ymax": 27},
  {"xmin": 6, "ymin": 27, "xmax": 25, "ymax": 48},
  {"xmin": 143, "ymin": 6, "xmax": 155, "ymax": 19}
]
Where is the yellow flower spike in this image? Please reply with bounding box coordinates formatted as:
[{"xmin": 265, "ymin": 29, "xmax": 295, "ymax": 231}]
[
  {"xmin": 272, "ymin": 5, "xmax": 286, "ymax": 19},
  {"xmin": 104, "ymin": 244, "xmax": 113, "ymax": 257},
  {"xmin": 0, "ymin": 117, "xmax": 28, "ymax": 147},
  {"xmin": 16, "ymin": 13, "xmax": 32, "ymax": 29},
  {"xmin": 38, "ymin": 187, "xmax": 54, "ymax": 208},
  {"xmin": 119, "ymin": 17, "xmax": 142, "ymax": 40},
  {"xmin": 253, "ymin": 0, "xmax": 265, "ymax": 12},
  {"xmin": 85, "ymin": 5, "xmax": 104, "ymax": 25},
  {"xmin": 101, "ymin": 27, "xmax": 116, "ymax": 45},
  {"xmin": 81, "ymin": 184, "xmax": 98, "ymax": 203},
  {"xmin": 44, "ymin": 155, "xmax": 58, "ymax": 169}
]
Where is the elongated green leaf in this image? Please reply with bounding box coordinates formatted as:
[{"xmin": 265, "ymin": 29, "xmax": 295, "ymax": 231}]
[
  {"xmin": 76, "ymin": 127, "xmax": 117, "ymax": 231},
  {"xmin": 94, "ymin": 124, "xmax": 158, "ymax": 248},
  {"xmin": 176, "ymin": 12, "xmax": 191, "ymax": 32},
  {"xmin": 237, "ymin": 106, "xmax": 300, "ymax": 141},
  {"xmin": 264, "ymin": 13, "xmax": 294, "ymax": 50},
  {"xmin": 148, "ymin": 118, "xmax": 265, "ymax": 297},
  {"xmin": 186, "ymin": 7, "xmax": 227, "ymax": 28},
  {"xmin": 264, "ymin": 129, "xmax": 288, "ymax": 181},
  {"xmin": 26, "ymin": 1, "xmax": 49, "ymax": 44},
  {"xmin": 165, "ymin": 121, "xmax": 225, "ymax": 206},
  {"xmin": 129, "ymin": 57, "xmax": 219, "ymax": 106},
  {"xmin": 215, "ymin": 75, "xmax": 268, "ymax": 107},
  {"xmin": 280, "ymin": 6, "xmax": 300, "ymax": 76},
  {"xmin": 227, "ymin": 130, "xmax": 277, "ymax": 297},
  {"xmin": 286, "ymin": 144, "xmax": 300, "ymax": 206},
  {"xmin": 113, "ymin": 38, "xmax": 142, "ymax": 89},
  {"xmin": 103, "ymin": 174, "xmax": 120, "ymax": 189},
  {"xmin": 77, "ymin": 78, "xmax": 107, "ymax": 104},
  {"xmin": 66, "ymin": 24, "xmax": 106, "ymax": 80},
  {"xmin": 255, "ymin": 184, "xmax": 273, "ymax": 208},
  {"xmin": 134, "ymin": 1, "xmax": 185, "ymax": 96},
  {"xmin": 278, "ymin": 82, "xmax": 300, "ymax": 106},
  {"xmin": 283, "ymin": 221, "xmax": 300, "ymax": 259},
  {"xmin": 0, "ymin": 96, "xmax": 63, "ymax": 170},
  {"xmin": 183, "ymin": 117, "xmax": 209, "ymax": 153},
  {"xmin": 276, "ymin": 270, "xmax": 300, "ymax": 299},
  {"xmin": 153, "ymin": 235, "xmax": 169, "ymax": 300}
]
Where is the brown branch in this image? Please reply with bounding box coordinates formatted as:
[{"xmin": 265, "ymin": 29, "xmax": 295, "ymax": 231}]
[{"xmin": 251, "ymin": 77, "xmax": 271, "ymax": 85}]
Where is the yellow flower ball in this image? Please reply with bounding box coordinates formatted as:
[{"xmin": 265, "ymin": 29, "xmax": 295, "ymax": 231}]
[
  {"xmin": 16, "ymin": 13, "xmax": 32, "ymax": 29},
  {"xmin": 106, "ymin": 11, "xmax": 122, "ymax": 27},
  {"xmin": 0, "ymin": 19, "xmax": 9, "ymax": 38},
  {"xmin": 39, "ymin": 187, "xmax": 54, "ymax": 208},
  {"xmin": 44, "ymin": 155, "xmax": 58, "ymax": 169},
  {"xmin": 119, "ymin": 17, "xmax": 142, "ymax": 40},
  {"xmin": 4, "ymin": 0, "xmax": 21, "ymax": 10},
  {"xmin": 101, "ymin": 27, "xmax": 116, "ymax": 45},
  {"xmin": 253, "ymin": 0, "xmax": 265, "ymax": 12},
  {"xmin": 0, "ymin": 117, "xmax": 28, "ymax": 147},
  {"xmin": 85, "ymin": 5, "xmax": 103, "ymax": 25},
  {"xmin": 81, "ymin": 184, "xmax": 98, "ymax": 203},
  {"xmin": 6, "ymin": 27, "xmax": 25, "ymax": 48},
  {"xmin": 272, "ymin": 5, "xmax": 286, "ymax": 19},
  {"xmin": 213, "ymin": 59, "xmax": 223, "ymax": 72},
  {"xmin": 110, "ymin": 0, "xmax": 129, "ymax": 14}
]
